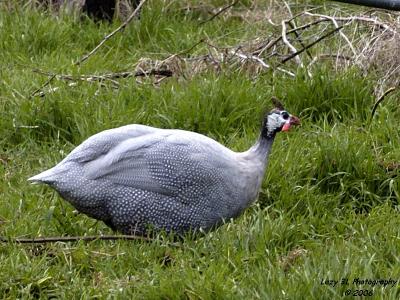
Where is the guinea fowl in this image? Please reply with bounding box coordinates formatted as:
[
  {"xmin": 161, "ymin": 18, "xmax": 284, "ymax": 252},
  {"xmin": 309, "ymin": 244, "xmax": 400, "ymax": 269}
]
[{"xmin": 28, "ymin": 99, "xmax": 300, "ymax": 235}]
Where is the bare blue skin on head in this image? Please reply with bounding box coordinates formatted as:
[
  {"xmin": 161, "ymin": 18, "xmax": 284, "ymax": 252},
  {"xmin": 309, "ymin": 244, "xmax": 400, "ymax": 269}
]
[{"xmin": 28, "ymin": 103, "xmax": 300, "ymax": 236}]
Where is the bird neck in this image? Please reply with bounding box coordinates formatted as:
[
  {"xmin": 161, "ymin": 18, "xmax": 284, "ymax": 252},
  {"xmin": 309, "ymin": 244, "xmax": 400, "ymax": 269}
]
[
  {"xmin": 234, "ymin": 134, "xmax": 276, "ymax": 207},
  {"xmin": 240, "ymin": 133, "xmax": 275, "ymax": 165},
  {"xmin": 250, "ymin": 133, "xmax": 275, "ymax": 162}
]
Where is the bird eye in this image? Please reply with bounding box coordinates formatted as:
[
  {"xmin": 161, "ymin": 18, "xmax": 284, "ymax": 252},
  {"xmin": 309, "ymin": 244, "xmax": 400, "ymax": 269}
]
[{"xmin": 281, "ymin": 111, "xmax": 289, "ymax": 120}]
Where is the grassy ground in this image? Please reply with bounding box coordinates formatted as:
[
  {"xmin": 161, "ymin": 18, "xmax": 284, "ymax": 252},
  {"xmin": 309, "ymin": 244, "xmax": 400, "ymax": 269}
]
[{"xmin": 1, "ymin": 0, "xmax": 400, "ymax": 298}]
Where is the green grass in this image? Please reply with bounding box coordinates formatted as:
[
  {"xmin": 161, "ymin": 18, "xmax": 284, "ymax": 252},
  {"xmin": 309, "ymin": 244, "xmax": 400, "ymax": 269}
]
[{"xmin": 1, "ymin": 0, "xmax": 400, "ymax": 298}]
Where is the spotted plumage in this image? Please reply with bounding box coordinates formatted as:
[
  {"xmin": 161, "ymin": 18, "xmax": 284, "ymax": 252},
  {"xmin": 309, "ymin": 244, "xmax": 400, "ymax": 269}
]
[{"xmin": 29, "ymin": 100, "xmax": 300, "ymax": 235}]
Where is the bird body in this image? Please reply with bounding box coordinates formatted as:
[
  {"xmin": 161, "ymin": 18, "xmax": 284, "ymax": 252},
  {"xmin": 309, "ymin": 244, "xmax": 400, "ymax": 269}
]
[{"xmin": 29, "ymin": 101, "xmax": 299, "ymax": 235}]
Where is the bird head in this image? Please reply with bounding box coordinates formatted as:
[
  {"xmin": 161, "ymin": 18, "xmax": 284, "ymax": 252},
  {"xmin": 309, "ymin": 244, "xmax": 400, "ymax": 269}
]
[{"xmin": 262, "ymin": 97, "xmax": 300, "ymax": 138}]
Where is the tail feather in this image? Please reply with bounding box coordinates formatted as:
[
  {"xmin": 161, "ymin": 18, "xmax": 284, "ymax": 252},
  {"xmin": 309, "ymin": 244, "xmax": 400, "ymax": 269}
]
[{"xmin": 28, "ymin": 167, "xmax": 58, "ymax": 185}]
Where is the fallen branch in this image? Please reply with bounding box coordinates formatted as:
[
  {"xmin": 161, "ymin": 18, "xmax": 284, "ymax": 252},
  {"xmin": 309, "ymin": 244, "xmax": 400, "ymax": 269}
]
[
  {"xmin": 33, "ymin": 69, "xmax": 173, "ymax": 82},
  {"xmin": 74, "ymin": 0, "xmax": 147, "ymax": 65},
  {"xmin": 0, "ymin": 235, "xmax": 151, "ymax": 244},
  {"xmin": 371, "ymin": 86, "xmax": 397, "ymax": 119}
]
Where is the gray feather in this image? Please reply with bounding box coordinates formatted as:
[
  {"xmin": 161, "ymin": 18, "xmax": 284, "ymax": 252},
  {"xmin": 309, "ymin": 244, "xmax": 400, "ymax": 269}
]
[{"xmin": 29, "ymin": 120, "xmax": 280, "ymax": 235}]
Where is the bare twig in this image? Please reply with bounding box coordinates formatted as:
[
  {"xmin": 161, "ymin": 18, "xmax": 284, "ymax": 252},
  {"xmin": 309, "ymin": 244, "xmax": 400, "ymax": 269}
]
[
  {"xmin": 199, "ymin": 0, "xmax": 239, "ymax": 25},
  {"xmin": 288, "ymin": 21, "xmax": 313, "ymax": 59},
  {"xmin": 230, "ymin": 51, "xmax": 295, "ymax": 77},
  {"xmin": 33, "ymin": 69, "xmax": 173, "ymax": 82},
  {"xmin": 305, "ymin": 12, "xmax": 357, "ymax": 56},
  {"xmin": 12, "ymin": 117, "xmax": 40, "ymax": 129},
  {"xmin": 319, "ymin": 54, "xmax": 352, "ymax": 60},
  {"xmin": 281, "ymin": 20, "xmax": 304, "ymax": 67},
  {"xmin": 74, "ymin": 0, "xmax": 147, "ymax": 65},
  {"xmin": 231, "ymin": 51, "xmax": 270, "ymax": 68},
  {"xmin": 308, "ymin": 53, "xmax": 352, "ymax": 68},
  {"xmin": 29, "ymin": 5, "xmax": 399, "ymax": 96},
  {"xmin": 255, "ymin": 37, "xmax": 281, "ymax": 56},
  {"xmin": 30, "ymin": 74, "xmax": 57, "ymax": 98},
  {"xmin": 287, "ymin": 14, "xmax": 397, "ymax": 38},
  {"xmin": 306, "ymin": 13, "xmax": 397, "ymax": 35},
  {"xmin": 175, "ymin": 39, "xmax": 205, "ymax": 57},
  {"xmin": 30, "ymin": 0, "xmax": 147, "ymax": 96},
  {"xmin": 36, "ymin": 82, "xmax": 79, "ymax": 98},
  {"xmin": 281, "ymin": 26, "xmax": 344, "ymax": 64},
  {"xmin": 31, "ymin": 67, "xmax": 174, "ymax": 97},
  {"xmin": 160, "ymin": 39, "xmax": 205, "ymax": 65},
  {"xmin": 288, "ymin": 19, "xmax": 328, "ymax": 34},
  {"xmin": 281, "ymin": 6, "xmax": 322, "ymax": 24},
  {"xmin": 283, "ymin": 1, "xmax": 313, "ymax": 60},
  {"xmin": 371, "ymin": 86, "xmax": 397, "ymax": 119}
]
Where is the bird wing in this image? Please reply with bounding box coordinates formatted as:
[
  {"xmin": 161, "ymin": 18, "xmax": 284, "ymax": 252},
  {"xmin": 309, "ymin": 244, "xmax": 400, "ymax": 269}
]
[
  {"xmin": 81, "ymin": 129, "xmax": 235, "ymax": 198},
  {"xmin": 66, "ymin": 124, "xmax": 162, "ymax": 163},
  {"xmin": 28, "ymin": 124, "xmax": 163, "ymax": 184}
]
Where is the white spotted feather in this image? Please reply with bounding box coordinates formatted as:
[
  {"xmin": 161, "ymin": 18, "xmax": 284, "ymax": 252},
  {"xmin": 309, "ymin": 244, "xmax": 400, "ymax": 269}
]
[{"xmin": 29, "ymin": 108, "xmax": 298, "ymax": 235}]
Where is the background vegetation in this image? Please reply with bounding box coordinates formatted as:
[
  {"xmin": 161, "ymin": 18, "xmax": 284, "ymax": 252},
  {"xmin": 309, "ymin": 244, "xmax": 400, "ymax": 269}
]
[{"xmin": 0, "ymin": 0, "xmax": 399, "ymax": 298}]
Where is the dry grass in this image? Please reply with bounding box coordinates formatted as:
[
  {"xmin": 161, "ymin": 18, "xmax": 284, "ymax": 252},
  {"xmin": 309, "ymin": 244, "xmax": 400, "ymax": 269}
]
[
  {"xmin": 28, "ymin": 1, "xmax": 400, "ymax": 97},
  {"xmin": 279, "ymin": 247, "xmax": 309, "ymax": 272}
]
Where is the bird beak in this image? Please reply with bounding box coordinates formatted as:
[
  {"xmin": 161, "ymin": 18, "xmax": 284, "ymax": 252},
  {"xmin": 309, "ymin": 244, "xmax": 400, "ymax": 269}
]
[{"xmin": 282, "ymin": 115, "xmax": 301, "ymax": 132}]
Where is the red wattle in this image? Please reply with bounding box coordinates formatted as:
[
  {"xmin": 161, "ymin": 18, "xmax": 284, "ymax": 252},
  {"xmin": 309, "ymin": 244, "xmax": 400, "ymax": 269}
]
[{"xmin": 282, "ymin": 123, "xmax": 291, "ymax": 131}]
